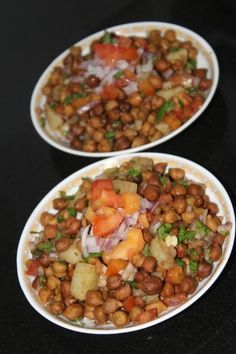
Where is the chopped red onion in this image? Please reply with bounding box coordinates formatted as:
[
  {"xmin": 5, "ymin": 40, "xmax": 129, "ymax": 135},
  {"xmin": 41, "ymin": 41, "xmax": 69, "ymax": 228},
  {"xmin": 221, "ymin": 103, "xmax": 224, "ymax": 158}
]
[
  {"xmin": 123, "ymin": 81, "xmax": 138, "ymax": 95},
  {"xmin": 125, "ymin": 211, "xmax": 139, "ymax": 226},
  {"xmin": 77, "ymin": 100, "xmax": 101, "ymax": 115},
  {"xmin": 192, "ymin": 76, "xmax": 201, "ymax": 88},
  {"xmin": 76, "ymin": 212, "xmax": 83, "ymax": 220},
  {"xmin": 70, "ymin": 75, "xmax": 84, "ymax": 83},
  {"xmin": 141, "ymin": 198, "xmax": 154, "ymax": 211},
  {"xmin": 199, "ymin": 209, "xmax": 208, "ymax": 224},
  {"xmin": 86, "ymin": 236, "xmax": 101, "ymax": 253},
  {"xmin": 150, "ymin": 221, "xmax": 162, "ymax": 235},
  {"xmin": 151, "ymin": 200, "xmax": 161, "ymax": 213},
  {"xmin": 81, "ymin": 225, "xmax": 91, "ymax": 257},
  {"xmin": 217, "ymin": 222, "xmax": 232, "ymax": 235},
  {"xmin": 162, "ymin": 68, "xmax": 173, "ymax": 80}
]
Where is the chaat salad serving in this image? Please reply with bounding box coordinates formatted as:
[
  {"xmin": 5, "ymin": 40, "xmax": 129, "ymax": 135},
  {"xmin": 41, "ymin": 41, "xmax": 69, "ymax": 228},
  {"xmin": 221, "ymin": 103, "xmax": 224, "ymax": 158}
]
[
  {"xmin": 25, "ymin": 157, "xmax": 232, "ymax": 328},
  {"xmin": 37, "ymin": 28, "xmax": 212, "ymax": 153}
]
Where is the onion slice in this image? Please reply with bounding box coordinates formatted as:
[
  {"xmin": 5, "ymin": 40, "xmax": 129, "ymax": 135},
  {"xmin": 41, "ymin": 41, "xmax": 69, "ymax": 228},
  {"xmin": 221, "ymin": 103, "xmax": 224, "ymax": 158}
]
[{"xmin": 81, "ymin": 225, "xmax": 91, "ymax": 257}]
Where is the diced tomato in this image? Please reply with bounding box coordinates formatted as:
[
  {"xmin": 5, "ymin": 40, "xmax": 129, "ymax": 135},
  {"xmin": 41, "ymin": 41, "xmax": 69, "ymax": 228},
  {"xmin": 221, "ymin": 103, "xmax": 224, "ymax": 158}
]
[
  {"xmin": 123, "ymin": 295, "xmax": 136, "ymax": 312},
  {"xmin": 95, "ymin": 43, "xmax": 138, "ymax": 64},
  {"xmin": 138, "ymin": 80, "xmax": 155, "ymax": 96},
  {"xmin": 90, "ymin": 179, "xmax": 113, "ymax": 201},
  {"xmin": 99, "ymin": 190, "xmax": 123, "ymax": 209},
  {"xmin": 93, "ymin": 212, "xmax": 124, "ymax": 237},
  {"xmin": 25, "ymin": 259, "xmax": 41, "ymax": 276},
  {"xmin": 102, "ymin": 85, "xmax": 120, "ymax": 100},
  {"xmin": 106, "ymin": 259, "xmax": 128, "ymax": 276},
  {"xmin": 121, "ymin": 192, "xmax": 141, "ymax": 215}
]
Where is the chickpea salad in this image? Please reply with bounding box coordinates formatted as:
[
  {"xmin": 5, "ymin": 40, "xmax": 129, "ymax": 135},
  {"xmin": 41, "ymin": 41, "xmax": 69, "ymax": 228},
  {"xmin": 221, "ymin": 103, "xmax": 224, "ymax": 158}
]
[
  {"xmin": 37, "ymin": 29, "xmax": 212, "ymax": 153},
  {"xmin": 25, "ymin": 157, "xmax": 232, "ymax": 328}
]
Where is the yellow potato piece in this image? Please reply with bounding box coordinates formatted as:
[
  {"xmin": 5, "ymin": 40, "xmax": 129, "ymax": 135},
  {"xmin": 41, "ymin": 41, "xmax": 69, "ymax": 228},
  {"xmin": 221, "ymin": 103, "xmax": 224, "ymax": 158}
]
[{"xmin": 70, "ymin": 263, "xmax": 98, "ymax": 301}]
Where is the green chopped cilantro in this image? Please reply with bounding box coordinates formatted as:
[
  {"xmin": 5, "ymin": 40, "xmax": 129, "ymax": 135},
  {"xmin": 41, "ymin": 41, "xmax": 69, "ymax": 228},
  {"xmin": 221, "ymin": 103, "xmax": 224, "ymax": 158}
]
[
  {"xmin": 64, "ymin": 95, "xmax": 74, "ymax": 105},
  {"xmin": 57, "ymin": 215, "xmax": 65, "ymax": 223},
  {"xmin": 84, "ymin": 252, "xmax": 103, "ymax": 260},
  {"xmin": 105, "ymin": 130, "xmax": 115, "ymax": 141},
  {"xmin": 126, "ymin": 280, "xmax": 138, "ymax": 289},
  {"xmin": 114, "ymin": 70, "xmax": 123, "ymax": 79},
  {"xmin": 178, "ymin": 226, "xmax": 196, "ymax": 243},
  {"xmin": 157, "ymin": 223, "xmax": 172, "ymax": 240},
  {"xmin": 67, "ymin": 207, "xmax": 77, "ymax": 217},
  {"xmin": 56, "ymin": 231, "xmax": 63, "ymax": 240},
  {"xmin": 186, "ymin": 58, "xmax": 197, "ymax": 71},
  {"xmin": 195, "ymin": 220, "xmax": 210, "ymax": 236},
  {"xmin": 112, "ymin": 119, "xmax": 122, "ymax": 128},
  {"xmin": 186, "ymin": 248, "xmax": 199, "ymax": 258},
  {"xmin": 39, "ymin": 275, "xmax": 46, "ymax": 288},
  {"xmin": 49, "ymin": 103, "xmax": 57, "ymax": 110},
  {"xmin": 168, "ymin": 47, "xmax": 180, "ymax": 52},
  {"xmin": 36, "ymin": 240, "xmax": 54, "ymax": 253},
  {"xmin": 59, "ymin": 190, "xmax": 75, "ymax": 200},
  {"xmin": 175, "ymin": 258, "xmax": 184, "ymax": 267},
  {"xmin": 103, "ymin": 31, "xmax": 112, "ymax": 44},
  {"xmin": 173, "ymin": 179, "xmax": 189, "ymax": 187},
  {"xmin": 143, "ymin": 244, "xmax": 151, "ymax": 257},
  {"xmin": 39, "ymin": 116, "xmax": 45, "ymax": 128},
  {"xmin": 159, "ymin": 175, "xmax": 169, "ymax": 186},
  {"xmin": 127, "ymin": 168, "xmax": 141, "ymax": 177},
  {"xmin": 64, "ymin": 92, "xmax": 87, "ymax": 105},
  {"xmin": 156, "ymin": 100, "xmax": 173, "ymax": 122},
  {"xmin": 185, "ymin": 87, "xmax": 198, "ymax": 96},
  {"xmin": 178, "ymin": 99, "xmax": 184, "ymax": 108},
  {"xmin": 189, "ymin": 260, "xmax": 198, "ymax": 273},
  {"xmin": 30, "ymin": 230, "xmax": 42, "ymax": 234}
]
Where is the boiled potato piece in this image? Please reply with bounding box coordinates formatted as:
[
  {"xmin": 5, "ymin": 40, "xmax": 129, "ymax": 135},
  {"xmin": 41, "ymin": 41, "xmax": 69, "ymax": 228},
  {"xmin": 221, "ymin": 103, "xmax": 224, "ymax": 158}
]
[
  {"xmin": 70, "ymin": 263, "xmax": 98, "ymax": 301},
  {"xmin": 150, "ymin": 238, "xmax": 175, "ymax": 270},
  {"xmin": 157, "ymin": 86, "xmax": 184, "ymax": 101},
  {"xmin": 155, "ymin": 122, "xmax": 170, "ymax": 136},
  {"xmin": 59, "ymin": 241, "xmax": 82, "ymax": 264},
  {"xmin": 166, "ymin": 48, "xmax": 188, "ymax": 64},
  {"xmin": 113, "ymin": 180, "xmax": 137, "ymax": 193},
  {"xmin": 45, "ymin": 104, "xmax": 63, "ymax": 130}
]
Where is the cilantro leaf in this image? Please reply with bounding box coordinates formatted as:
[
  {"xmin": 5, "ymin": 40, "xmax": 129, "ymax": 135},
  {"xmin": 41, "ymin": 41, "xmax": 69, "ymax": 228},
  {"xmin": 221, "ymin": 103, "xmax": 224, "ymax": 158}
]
[
  {"xmin": 49, "ymin": 103, "xmax": 57, "ymax": 110},
  {"xmin": 189, "ymin": 260, "xmax": 198, "ymax": 273},
  {"xmin": 176, "ymin": 258, "xmax": 184, "ymax": 267},
  {"xmin": 143, "ymin": 244, "xmax": 151, "ymax": 256},
  {"xmin": 173, "ymin": 179, "xmax": 189, "ymax": 187},
  {"xmin": 105, "ymin": 130, "xmax": 115, "ymax": 141},
  {"xmin": 186, "ymin": 58, "xmax": 197, "ymax": 71},
  {"xmin": 195, "ymin": 220, "xmax": 210, "ymax": 236},
  {"xmin": 112, "ymin": 119, "xmax": 122, "ymax": 128},
  {"xmin": 103, "ymin": 31, "xmax": 112, "ymax": 44},
  {"xmin": 156, "ymin": 100, "xmax": 173, "ymax": 122},
  {"xmin": 67, "ymin": 207, "xmax": 77, "ymax": 217},
  {"xmin": 127, "ymin": 168, "xmax": 141, "ymax": 177},
  {"xmin": 84, "ymin": 252, "xmax": 103, "ymax": 261},
  {"xmin": 126, "ymin": 280, "xmax": 138, "ymax": 289},
  {"xmin": 159, "ymin": 175, "xmax": 169, "ymax": 186},
  {"xmin": 57, "ymin": 215, "xmax": 65, "ymax": 223},
  {"xmin": 39, "ymin": 275, "xmax": 46, "ymax": 288},
  {"xmin": 39, "ymin": 116, "xmax": 45, "ymax": 128},
  {"xmin": 178, "ymin": 227, "xmax": 196, "ymax": 243},
  {"xmin": 114, "ymin": 70, "xmax": 123, "ymax": 79},
  {"xmin": 168, "ymin": 47, "xmax": 180, "ymax": 52},
  {"xmin": 59, "ymin": 191, "xmax": 75, "ymax": 200},
  {"xmin": 36, "ymin": 240, "xmax": 54, "ymax": 253},
  {"xmin": 157, "ymin": 223, "xmax": 172, "ymax": 240}
]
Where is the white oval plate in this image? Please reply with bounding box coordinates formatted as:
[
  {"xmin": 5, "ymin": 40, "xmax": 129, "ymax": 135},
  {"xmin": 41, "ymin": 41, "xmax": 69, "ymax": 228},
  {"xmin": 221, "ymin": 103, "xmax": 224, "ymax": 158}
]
[
  {"xmin": 17, "ymin": 153, "xmax": 235, "ymax": 334},
  {"xmin": 31, "ymin": 22, "xmax": 219, "ymax": 157}
]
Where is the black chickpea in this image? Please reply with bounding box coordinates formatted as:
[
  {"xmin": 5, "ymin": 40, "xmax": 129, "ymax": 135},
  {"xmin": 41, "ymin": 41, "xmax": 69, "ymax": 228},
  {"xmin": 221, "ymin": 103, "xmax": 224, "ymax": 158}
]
[
  {"xmin": 107, "ymin": 274, "xmax": 122, "ymax": 290},
  {"xmin": 85, "ymin": 290, "xmax": 104, "ymax": 307},
  {"xmin": 114, "ymin": 284, "xmax": 132, "ymax": 301},
  {"xmin": 110, "ymin": 311, "xmax": 129, "ymax": 327},
  {"xmin": 94, "ymin": 306, "xmax": 108, "ymax": 324}
]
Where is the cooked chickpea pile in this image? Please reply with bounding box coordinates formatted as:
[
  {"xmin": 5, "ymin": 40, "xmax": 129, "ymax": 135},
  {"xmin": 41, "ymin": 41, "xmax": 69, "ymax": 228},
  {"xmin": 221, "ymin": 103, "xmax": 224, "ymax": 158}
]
[
  {"xmin": 26, "ymin": 158, "xmax": 231, "ymax": 328},
  {"xmin": 38, "ymin": 29, "xmax": 212, "ymax": 153}
]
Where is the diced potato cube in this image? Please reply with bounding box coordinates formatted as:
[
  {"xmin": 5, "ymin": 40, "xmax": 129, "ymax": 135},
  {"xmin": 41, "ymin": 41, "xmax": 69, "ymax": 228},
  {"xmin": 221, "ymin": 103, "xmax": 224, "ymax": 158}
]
[{"xmin": 70, "ymin": 263, "xmax": 98, "ymax": 301}]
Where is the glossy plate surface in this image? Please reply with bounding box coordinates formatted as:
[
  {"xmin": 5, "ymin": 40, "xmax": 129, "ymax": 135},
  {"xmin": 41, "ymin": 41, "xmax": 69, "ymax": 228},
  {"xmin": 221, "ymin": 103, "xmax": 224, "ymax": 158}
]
[{"xmin": 17, "ymin": 153, "xmax": 235, "ymax": 334}]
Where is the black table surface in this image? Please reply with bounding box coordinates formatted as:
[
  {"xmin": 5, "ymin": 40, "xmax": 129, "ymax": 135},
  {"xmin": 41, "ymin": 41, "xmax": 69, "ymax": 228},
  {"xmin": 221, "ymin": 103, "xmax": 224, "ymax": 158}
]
[{"xmin": 1, "ymin": 0, "xmax": 236, "ymax": 353}]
